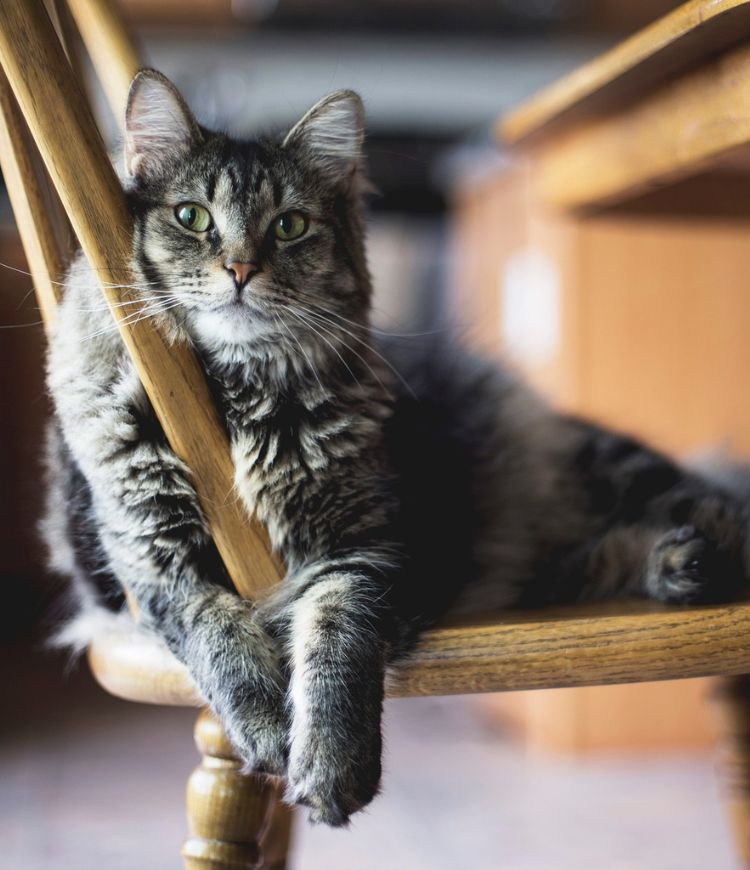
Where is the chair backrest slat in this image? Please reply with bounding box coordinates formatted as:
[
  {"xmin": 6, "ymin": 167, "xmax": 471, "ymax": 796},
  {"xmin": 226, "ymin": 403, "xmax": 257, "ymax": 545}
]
[
  {"xmin": 48, "ymin": 0, "xmax": 90, "ymax": 102},
  {"xmin": 0, "ymin": 0, "xmax": 283, "ymax": 600},
  {"xmin": 66, "ymin": 0, "xmax": 140, "ymax": 123},
  {"xmin": 0, "ymin": 68, "xmax": 70, "ymax": 331}
]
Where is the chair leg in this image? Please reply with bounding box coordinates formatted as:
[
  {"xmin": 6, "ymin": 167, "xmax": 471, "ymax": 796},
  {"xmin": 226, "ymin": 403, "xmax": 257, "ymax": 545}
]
[
  {"xmin": 714, "ymin": 675, "xmax": 750, "ymax": 867},
  {"xmin": 261, "ymin": 799, "xmax": 295, "ymax": 870},
  {"xmin": 182, "ymin": 710, "xmax": 277, "ymax": 870}
]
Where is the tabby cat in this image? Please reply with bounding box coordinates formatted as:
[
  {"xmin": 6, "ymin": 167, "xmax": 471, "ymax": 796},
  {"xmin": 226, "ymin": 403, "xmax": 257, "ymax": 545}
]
[{"xmin": 43, "ymin": 68, "xmax": 749, "ymax": 826}]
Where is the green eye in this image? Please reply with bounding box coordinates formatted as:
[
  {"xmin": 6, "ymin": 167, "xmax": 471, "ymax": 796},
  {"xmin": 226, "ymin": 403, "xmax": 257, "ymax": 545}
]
[
  {"xmin": 274, "ymin": 211, "xmax": 308, "ymax": 241},
  {"xmin": 175, "ymin": 203, "xmax": 212, "ymax": 232}
]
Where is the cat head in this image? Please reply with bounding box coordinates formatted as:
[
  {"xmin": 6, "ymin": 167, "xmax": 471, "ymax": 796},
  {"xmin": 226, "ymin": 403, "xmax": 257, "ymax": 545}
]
[{"xmin": 124, "ymin": 69, "xmax": 371, "ymax": 359}]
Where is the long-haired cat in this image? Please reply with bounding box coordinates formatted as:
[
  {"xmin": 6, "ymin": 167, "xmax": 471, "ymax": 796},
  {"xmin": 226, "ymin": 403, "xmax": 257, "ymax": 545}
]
[{"xmin": 43, "ymin": 69, "xmax": 749, "ymax": 826}]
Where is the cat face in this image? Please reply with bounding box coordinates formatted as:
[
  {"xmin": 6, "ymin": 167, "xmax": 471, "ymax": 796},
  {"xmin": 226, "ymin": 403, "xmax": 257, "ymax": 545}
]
[{"xmin": 124, "ymin": 70, "xmax": 370, "ymax": 353}]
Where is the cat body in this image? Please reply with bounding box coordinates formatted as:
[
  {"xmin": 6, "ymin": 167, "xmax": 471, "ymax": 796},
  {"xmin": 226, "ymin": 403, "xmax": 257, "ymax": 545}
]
[{"xmin": 43, "ymin": 70, "xmax": 749, "ymax": 826}]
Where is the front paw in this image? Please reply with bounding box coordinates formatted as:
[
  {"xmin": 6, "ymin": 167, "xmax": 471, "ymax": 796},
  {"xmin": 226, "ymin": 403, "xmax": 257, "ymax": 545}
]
[
  {"xmin": 285, "ymin": 726, "xmax": 382, "ymax": 826},
  {"xmin": 221, "ymin": 700, "xmax": 289, "ymax": 777}
]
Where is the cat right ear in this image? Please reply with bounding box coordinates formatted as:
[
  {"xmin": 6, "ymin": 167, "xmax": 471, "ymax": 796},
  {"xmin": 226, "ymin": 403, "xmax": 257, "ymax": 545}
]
[
  {"xmin": 283, "ymin": 90, "xmax": 365, "ymax": 184},
  {"xmin": 124, "ymin": 69, "xmax": 201, "ymax": 179}
]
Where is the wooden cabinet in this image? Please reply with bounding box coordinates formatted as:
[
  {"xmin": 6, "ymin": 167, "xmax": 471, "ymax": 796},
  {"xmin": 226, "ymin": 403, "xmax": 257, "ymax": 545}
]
[{"xmin": 449, "ymin": 162, "xmax": 750, "ymax": 751}]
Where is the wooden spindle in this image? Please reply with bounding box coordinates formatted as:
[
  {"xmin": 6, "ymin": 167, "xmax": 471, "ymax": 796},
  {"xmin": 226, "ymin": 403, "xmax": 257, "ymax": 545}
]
[
  {"xmin": 50, "ymin": 0, "xmax": 91, "ymax": 103},
  {"xmin": 260, "ymin": 800, "xmax": 295, "ymax": 870},
  {"xmin": 66, "ymin": 0, "xmax": 140, "ymax": 122},
  {"xmin": 0, "ymin": 0, "xmax": 283, "ymax": 601},
  {"xmin": 714, "ymin": 676, "xmax": 750, "ymax": 867},
  {"xmin": 182, "ymin": 711, "xmax": 278, "ymax": 870},
  {"xmin": 0, "ymin": 68, "xmax": 71, "ymax": 331}
]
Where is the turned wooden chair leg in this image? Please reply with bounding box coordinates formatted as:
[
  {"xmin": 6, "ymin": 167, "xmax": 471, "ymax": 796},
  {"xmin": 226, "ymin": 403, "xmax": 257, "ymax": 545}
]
[
  {"xmin": 260, "ymin": 798, "xmax": 295, "ymax": 870},
  {"xmin": 714, "ymin": 675, "xmax": 750, "ymax": 867},
  {"xmin": 182, "ymin": 710, "xmax": 280, "ymax": 870}
]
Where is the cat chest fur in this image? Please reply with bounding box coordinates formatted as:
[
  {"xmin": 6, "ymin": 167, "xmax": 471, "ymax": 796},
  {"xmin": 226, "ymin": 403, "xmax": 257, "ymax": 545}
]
[{"xmin": 222, "ymin": 374, "xmax": 378, "ymax": 555}]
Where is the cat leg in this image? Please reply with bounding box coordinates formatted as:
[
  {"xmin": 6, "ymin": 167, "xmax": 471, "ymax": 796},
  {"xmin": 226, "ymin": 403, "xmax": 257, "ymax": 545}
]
[
  {"xmin": 574, "ymin": 497, "xmax": 748, "ymax": 605},
  {"xmin": 53, "ymin": 368, "xmax": 289, "ymax": 774},
  {"xmin": 565, "ymin": 425, "xmax": 748, "ymax": 604},
  {"xmin": 283, "ymin": 567, "xmax": 387, "ymax": 825},
  {"xmin": 644, "ymin": 495, "xmax": 748, "ymax": 604}
]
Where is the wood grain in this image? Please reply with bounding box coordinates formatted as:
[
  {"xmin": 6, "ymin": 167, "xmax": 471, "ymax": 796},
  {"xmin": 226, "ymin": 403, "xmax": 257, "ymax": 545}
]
[
  {"xmin": 88, "ymin": 600, "xmax": 750, "ymax": 706},
  {"xmin": 713, "ymin": 677, "xmax": 750, "ymax": 866},
  {"xmin": 521, "ymin": 39, "xmax": 750, "ymax": 209},
  {"xmin": 501, "ymin": 0, "xmax": 750, "ymax": 146},
  {"xmin": 49, "ymin": 0, "xmax": 88, "ymax": 91},
  {"xmin": 0, "ymin": 0, "xmax": 282, "ymax": 600},
  {"xmin": 183, "ymin": 710, "xmax": 277, "ymax": 870},
  {"xmin": 66, "ymin": 0, "xmax": 140, "ymax": 123},
  {"xmin": 0, "ymin": 68, "xmax": 70, "ymax": 331}
]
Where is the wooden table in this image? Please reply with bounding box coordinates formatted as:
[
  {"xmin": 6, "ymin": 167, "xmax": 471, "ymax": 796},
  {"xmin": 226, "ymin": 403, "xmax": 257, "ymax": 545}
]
[
  {"xmin": 445, "ymin": 0, "xmax": 750, "ymax": 831},
  {"xmin": 500, "ymin": 0, "xmax": 750, "ymax": 211}
]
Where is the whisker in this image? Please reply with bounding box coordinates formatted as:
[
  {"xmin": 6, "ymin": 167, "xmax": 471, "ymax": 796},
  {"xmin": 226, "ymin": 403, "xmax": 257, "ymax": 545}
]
[
  {"xmin": 0, "ymin": 319, "xmax": 46, "ymax": 330},
  {"xmin": 80, "ymin": 300, "xmax": 184, "ymax": 342},
  {"xmin": 68, "ymin": 294, "xmax": 185, "ymax": 313},
  {"xmin": 282, "ymin": 305, "xmax": 395, "ymax": 396},
  {"xmin": 284, "ymin": 307, "xmax": 362, "ymax": 390},
  {"xmin": 290, "ymin": 290, "xmax": 444, "ymax": 338},
  {"xmin": 0, "ymin": 259, "xmax": 181, "ymax": 291},
  {"xmin": 15, "ymin": 283, "xmax": 40, "ymax": 311},
  {"xmin": 274, "ymin": 314, "xmax": 326, "ymax": 393},
  {"xmin": 292, "ymin": 304, "xmax": 417, "ymax": 399}
]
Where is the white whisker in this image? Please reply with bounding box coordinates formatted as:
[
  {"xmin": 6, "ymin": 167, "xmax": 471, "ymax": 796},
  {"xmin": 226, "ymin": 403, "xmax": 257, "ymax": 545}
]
[
  {"xmin": 292, "ymin": 303, "xmax": 417, "ymax": 399},
  {"xmin": 283, "ymin": 306, "xmax": 369, "ymax": 393},
  {"xmin": 0, "ymin": 319, "xmax": 46, "ymax": 330},
  {"xmin": 80, "ymin": 300, "xmax": 184, "ymax": 342},
  {"xmin": 275, "ymin": 314, "xmax": 326, "ymax": 393}
]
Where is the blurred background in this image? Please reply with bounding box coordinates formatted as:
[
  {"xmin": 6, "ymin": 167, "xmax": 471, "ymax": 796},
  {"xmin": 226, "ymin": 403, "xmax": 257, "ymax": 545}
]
[{"xmin": 2, "ymin": 0, "xmax": 744, "ymax": 867}]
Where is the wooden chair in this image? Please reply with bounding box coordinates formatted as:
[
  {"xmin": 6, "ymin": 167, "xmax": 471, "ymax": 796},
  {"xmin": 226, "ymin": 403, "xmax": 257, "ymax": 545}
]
[{"xmin": 3, "ymin": 1, "xmax": 750, "ymax": 867}]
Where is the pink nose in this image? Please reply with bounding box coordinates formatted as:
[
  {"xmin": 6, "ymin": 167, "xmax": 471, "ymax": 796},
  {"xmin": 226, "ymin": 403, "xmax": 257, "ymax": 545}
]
[{"xmin": 224, "ymin": 259, "xmax": 258, "ymax": 290}]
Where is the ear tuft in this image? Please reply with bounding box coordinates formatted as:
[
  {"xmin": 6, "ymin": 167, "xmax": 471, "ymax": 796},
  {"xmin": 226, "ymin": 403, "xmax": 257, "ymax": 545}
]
[
  {"xmin": 124, "ymin": 69, "xmax": 201, "ymax": 179},
  {"xmin": 283, "ymin": 90, "xmax": 365, "ymax": 181}
]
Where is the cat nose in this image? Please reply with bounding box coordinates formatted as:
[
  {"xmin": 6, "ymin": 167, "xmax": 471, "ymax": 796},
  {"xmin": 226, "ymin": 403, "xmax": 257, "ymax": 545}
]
[{"xmin": 223, "ymin": 259, "xmax": 259, "ymax": 290}]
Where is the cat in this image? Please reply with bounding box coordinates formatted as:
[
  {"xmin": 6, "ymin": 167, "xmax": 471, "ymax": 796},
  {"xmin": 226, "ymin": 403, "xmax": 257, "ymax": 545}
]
[{"xmin": 43, "ymin": 68, "xmax": 750, "ymax": 827}]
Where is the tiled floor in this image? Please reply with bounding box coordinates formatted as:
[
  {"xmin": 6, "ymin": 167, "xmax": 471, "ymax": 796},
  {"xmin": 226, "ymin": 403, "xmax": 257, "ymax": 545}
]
[{"xmin": 1, "ymin": 646, "xmax": 738, "ymax": 870}]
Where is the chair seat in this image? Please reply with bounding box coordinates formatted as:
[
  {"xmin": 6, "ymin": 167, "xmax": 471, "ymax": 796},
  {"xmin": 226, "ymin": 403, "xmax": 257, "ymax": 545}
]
[{"xmin": 88, "ymin": 599, "xmax": 750, "ymax": 707}]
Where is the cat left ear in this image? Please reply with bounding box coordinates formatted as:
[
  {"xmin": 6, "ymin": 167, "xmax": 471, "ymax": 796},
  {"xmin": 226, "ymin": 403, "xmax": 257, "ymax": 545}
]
[
  {"xmin": 283, "ymin": 90, "xmax": 365, "ymax": 183},
  {"xmin": 124, "ymin": 69, "xmax": 202, "ymax": 179}
]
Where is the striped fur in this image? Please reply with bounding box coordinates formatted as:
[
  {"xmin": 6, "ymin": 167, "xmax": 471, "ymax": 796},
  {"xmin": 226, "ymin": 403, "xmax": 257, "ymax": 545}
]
[{"xmin": 43, "ymin": 70, "xmax": 750, "ymax": 826}]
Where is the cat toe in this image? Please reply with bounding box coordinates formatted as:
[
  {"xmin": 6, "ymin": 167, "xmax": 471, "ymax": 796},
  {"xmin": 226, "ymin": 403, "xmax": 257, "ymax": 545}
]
[
  {"xmin": 647, "ymin": 525, "xmax": 743, "ymax": 604},
  {"xmin": 285, "ymin": 737, "xmax": 381, "ymax": 826},
  {"xmin": 222, "ymin": 709, "xmax": 289, "ymax": 777},
  {"xmin": 239, "ymin": 742, "xmax": 287, "ymax": 778},
  {"xmin": 284, "ymin": 770, "xmax": 374, "ymax": 827}
]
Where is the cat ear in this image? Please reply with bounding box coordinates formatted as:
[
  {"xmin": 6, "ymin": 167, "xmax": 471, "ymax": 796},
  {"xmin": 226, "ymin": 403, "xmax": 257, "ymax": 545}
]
[
  {"xmin": 124, "ymin": 69, "xmax": 201, "ymax": 178},
  {"xmin": 283, "ymin": 90, "xmax": 365, "ymax": 182}
]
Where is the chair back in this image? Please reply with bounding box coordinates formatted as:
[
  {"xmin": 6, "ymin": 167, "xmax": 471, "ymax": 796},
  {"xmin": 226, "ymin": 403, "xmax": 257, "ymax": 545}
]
[{"xmin": 0, "ymin": 0, "xmax": 283, "ymax": 601}]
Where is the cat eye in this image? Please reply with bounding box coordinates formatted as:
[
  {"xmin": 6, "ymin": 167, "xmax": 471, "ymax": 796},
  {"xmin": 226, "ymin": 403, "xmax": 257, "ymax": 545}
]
[
  {"xmin": 274, "ymin": 211, "xmax": 308, "ymax": 242},
  {"xmin": 175, "ymin": 203, "xmax": 212, "ymax": 233}
]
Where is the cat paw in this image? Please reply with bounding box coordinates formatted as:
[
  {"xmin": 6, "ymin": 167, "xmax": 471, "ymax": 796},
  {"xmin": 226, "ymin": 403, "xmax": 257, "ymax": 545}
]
[
  {"xmin": 646, "ymin": 525, "xmax": 742, "ymax": 604},
  {"xmin": 285, "ymin": 732, "xmax": 382, "ymax": 826},
  {"xmin": 222, "ymin": 705, "xmax": 289, "ymax": 777}
]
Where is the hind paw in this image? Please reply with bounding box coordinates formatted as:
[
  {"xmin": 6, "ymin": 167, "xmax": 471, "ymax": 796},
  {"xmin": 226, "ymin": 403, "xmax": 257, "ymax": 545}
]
[{"xmin": 646, "ymin": 525, "xmax": 741, "ymax": 604}]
